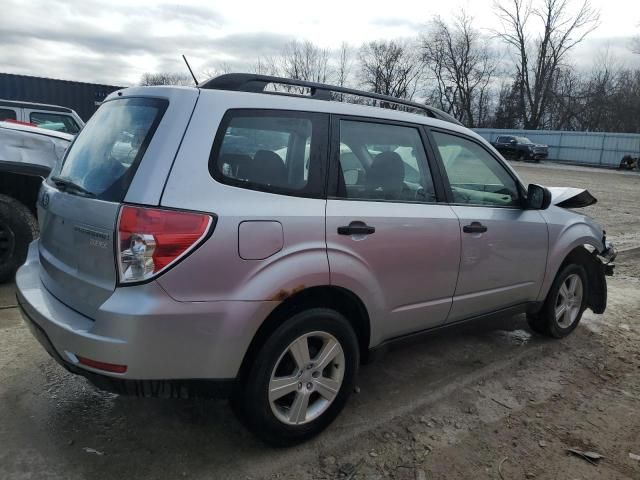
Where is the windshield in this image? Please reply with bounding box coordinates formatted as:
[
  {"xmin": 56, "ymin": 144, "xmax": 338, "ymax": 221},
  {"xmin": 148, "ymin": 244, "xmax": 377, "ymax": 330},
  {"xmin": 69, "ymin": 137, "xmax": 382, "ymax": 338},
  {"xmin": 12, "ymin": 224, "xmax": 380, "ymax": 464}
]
[
  {"xmin": 53, "ymin": 97, "xmax": 167, "ymax": 201},
  {"xmin": 516, "ymin": 136, "xmax": 533, "ymax": 144}
]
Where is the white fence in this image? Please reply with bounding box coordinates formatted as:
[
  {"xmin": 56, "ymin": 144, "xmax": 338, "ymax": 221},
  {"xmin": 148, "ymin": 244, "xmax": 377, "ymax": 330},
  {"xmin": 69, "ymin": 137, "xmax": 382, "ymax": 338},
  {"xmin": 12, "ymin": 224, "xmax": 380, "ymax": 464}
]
[{"xmin": 474, "ymin": 129, "xmax": 640, "ymax": 168}]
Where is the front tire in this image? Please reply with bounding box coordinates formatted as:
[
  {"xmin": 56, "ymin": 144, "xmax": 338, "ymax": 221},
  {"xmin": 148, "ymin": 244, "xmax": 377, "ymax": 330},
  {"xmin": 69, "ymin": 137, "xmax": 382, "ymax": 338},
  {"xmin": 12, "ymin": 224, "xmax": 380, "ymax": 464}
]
[
  {"xmin": 0, "ymin": 195, "xmax": 38, "ymax": 283},
  {"xmin": 527, "ymin": 264, "xmax": 588, "ymax": 338},
  {"xmin": 234, "ymin": 308, "xmax": 359, "ymax": 446}
]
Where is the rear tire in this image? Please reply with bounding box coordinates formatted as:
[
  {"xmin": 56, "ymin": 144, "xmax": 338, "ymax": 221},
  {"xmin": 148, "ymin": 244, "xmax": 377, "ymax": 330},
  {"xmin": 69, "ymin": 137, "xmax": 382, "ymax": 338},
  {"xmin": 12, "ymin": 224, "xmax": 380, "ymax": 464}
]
[
  {"xmin": 527, "ymin": 264, "xmax": 588, "ymax": 338},
  {"xmin": 0, "ymin": 195, "xmax": 38, "ymax": 283},
  {"xmin": 233, "ymin": 308, "xmax": 359, "ymax": 446}
]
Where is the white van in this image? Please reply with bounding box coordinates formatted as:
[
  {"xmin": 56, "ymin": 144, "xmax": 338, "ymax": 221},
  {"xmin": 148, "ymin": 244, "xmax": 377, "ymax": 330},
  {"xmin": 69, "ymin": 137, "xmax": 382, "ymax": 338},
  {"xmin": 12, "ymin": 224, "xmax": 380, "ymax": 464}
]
[{"xmin": 0, "ymin": 99, "xmax": 84, "ymax": 135}]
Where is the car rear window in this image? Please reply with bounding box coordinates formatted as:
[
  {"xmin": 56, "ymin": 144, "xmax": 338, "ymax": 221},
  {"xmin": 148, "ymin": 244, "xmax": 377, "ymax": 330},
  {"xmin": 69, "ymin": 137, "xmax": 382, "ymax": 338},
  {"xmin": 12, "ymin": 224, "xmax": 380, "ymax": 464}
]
[{"xmin": 54, "ymin": 97, "xmax": 167, "ymax": 202}]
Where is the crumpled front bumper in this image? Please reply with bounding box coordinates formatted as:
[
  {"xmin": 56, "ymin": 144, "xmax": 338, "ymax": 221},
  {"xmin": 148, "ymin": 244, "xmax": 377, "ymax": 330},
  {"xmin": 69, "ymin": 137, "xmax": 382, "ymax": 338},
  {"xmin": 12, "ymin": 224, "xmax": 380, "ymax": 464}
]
[{"xmin": 600, "ymin": 240, "xmax": 617, "ymax": 276}]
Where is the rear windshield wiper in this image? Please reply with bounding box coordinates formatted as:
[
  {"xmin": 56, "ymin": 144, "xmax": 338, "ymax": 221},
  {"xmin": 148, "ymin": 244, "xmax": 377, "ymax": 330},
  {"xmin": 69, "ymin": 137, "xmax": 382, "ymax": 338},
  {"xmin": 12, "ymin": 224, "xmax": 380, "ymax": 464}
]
[{"xmin": 50, "ymin": 175, "xmax": 95, "ymax": 197}]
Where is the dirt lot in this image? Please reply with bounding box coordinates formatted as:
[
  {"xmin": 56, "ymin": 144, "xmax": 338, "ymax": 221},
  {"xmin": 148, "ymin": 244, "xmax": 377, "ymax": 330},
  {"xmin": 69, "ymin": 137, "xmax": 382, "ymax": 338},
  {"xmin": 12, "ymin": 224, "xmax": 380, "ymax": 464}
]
[{"xmin": 1, "ymin": 162, "xmax": 639, "ymax": 480}]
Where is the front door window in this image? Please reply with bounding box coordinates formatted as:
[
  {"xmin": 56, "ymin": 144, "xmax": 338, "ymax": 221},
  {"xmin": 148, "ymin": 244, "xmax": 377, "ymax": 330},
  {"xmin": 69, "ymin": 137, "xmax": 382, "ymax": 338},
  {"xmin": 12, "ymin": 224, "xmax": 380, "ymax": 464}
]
[{"xmin": 433, "ymin": 131, "xmax": 520, "ymax": 207}]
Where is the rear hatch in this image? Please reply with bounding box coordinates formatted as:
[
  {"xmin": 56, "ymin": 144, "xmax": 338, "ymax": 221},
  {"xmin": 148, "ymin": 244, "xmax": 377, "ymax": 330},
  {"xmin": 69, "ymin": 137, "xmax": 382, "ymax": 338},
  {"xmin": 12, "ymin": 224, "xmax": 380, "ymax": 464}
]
[{"xmin": 37, "ymin": 92, "xmax": 194, "ymax": 317}]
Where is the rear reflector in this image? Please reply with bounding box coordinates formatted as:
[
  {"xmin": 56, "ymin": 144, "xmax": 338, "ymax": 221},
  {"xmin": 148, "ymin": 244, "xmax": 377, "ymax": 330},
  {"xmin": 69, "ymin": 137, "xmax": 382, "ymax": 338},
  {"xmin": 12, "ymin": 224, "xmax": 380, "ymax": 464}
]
[
  {"xmin": 117, "ymin": 205, "xmax": 212, "ymax": 284},
  {"xmin": 77, "ymin": 355, "xmax": 128, "ymax": 374}
]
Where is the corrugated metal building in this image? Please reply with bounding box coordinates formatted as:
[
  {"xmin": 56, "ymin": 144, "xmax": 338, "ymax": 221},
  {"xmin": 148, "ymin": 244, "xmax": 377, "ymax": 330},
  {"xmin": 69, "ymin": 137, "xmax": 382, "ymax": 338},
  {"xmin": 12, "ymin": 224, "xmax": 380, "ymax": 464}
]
[
  {"xmin": 0, "ymin": 73, "xmax": 123, "ymax": 121},
  {"xmin": 475, "ymin": 128, "xmax": 640, "ymax": 168}
]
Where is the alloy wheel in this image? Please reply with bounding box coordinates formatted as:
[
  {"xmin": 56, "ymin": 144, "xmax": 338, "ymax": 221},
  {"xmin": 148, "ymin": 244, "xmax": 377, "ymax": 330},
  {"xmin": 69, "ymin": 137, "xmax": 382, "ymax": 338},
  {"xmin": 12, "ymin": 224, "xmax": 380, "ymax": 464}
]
[
  {"xmin": 555, "ymin": 273, "xmax": 583, "ymax": 328},
  {"xmin": 268, "ymin": 331, "xmax": 345, "ymax": 425}
]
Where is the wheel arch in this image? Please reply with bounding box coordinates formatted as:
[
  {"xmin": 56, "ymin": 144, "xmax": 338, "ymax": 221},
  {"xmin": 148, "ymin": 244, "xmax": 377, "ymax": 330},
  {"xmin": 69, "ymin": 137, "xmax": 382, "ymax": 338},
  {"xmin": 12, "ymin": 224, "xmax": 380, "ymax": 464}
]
[
  {"xmin": 538, "ymin": 215, "xmax": 604, "ymax": 302},
  {"xmin": 0, "ymin": 169, "xmax": 45, "ymax": 215},
  {"xmin": 559, "ymin": 245, "xmax": 607, "ymax": 314},
  {"xmin": 236, "ymin": 285, "xmax": 371, "ymax": 383},
  {"xmin": 542, "ymin": 244, "xmax": 607, "ymax": 314}
]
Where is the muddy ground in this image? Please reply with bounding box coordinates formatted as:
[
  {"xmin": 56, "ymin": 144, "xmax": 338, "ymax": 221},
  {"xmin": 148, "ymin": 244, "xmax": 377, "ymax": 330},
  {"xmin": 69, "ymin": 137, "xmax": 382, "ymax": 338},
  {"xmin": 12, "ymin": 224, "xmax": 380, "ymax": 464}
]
[{"xmin": 0, "ymin": 162, "xmax": 638, "ymax": 480}]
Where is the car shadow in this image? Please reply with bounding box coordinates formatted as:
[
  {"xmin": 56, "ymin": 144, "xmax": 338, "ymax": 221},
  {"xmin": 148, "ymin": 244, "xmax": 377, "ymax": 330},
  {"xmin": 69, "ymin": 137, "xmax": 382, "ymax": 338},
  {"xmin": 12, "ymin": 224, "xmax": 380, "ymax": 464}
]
[{"xmin": 15, "ymin": 313, "xmax": 550, "ymax": 479}]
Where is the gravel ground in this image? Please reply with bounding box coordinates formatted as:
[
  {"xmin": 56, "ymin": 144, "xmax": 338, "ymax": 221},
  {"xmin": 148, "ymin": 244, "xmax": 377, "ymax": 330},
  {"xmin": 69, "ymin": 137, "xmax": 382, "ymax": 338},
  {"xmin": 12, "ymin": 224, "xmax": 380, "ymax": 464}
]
[{"xmin": 0, "ymin": 162, "xmax": 638, "ymax": 480}]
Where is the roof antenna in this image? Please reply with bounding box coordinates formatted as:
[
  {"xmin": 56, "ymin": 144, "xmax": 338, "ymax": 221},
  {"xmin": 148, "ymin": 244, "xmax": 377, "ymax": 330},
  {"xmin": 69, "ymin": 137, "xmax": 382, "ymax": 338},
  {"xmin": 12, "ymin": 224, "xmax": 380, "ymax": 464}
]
[{"xmin": 182, "ymin": 54, "xmax": 199, "ymax": 85}]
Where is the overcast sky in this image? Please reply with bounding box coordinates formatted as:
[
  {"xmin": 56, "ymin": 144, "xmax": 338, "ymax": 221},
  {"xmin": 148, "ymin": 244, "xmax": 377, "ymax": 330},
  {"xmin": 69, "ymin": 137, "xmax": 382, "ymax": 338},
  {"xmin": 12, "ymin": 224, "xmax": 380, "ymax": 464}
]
[{"xmin": 1, "ymin": 0, "xmax": 639, "ymax": 86}]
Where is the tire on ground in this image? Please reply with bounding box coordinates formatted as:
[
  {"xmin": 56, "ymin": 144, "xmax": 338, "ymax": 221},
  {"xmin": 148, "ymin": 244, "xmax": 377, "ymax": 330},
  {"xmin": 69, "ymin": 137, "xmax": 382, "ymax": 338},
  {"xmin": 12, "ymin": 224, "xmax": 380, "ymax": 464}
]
[
  {"xmin": 0, "ymin": 194, "xmax": 38, "ymax": 283},
  {"xmin": 527, "ymin": 263, "xmax": 588, "ymax": 338},
  {"xmin": 233, "ymin": 307, "xmax": 359, "ymax": 446}
]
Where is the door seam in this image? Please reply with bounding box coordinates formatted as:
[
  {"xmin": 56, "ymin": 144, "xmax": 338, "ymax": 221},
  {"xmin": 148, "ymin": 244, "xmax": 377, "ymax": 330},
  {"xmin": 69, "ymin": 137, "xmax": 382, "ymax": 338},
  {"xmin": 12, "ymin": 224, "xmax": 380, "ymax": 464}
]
[{"xmin": 446, "ymin": 204, "xmax": 463, "ymax": 321}]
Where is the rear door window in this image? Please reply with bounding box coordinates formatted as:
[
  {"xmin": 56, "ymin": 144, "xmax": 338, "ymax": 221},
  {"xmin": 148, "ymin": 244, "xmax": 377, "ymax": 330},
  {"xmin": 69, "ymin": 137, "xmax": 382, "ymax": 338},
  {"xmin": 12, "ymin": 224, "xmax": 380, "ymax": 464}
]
[
  {"xmin": 30, "ymin": 111, "xmax": 81, "ymax": 134},
  {"xmin": 334, "ymin": 120, "xmax": 436, "ymax": 203},
  {"xmin": 0, "ymin": 108, "xmax": 17, "ymax": 121},
  {"xmin": 53, "ymin": 97, "xmax": 167, "ymax": 202},
  {"xmin": 210, "ymin": 110, "xmax": 327, "ymax": 198}
]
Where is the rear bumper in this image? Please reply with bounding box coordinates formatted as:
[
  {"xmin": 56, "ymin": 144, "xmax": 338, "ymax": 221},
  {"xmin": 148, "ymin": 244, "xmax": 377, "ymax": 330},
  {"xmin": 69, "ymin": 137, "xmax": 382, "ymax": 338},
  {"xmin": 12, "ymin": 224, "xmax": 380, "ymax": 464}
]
[
  {"xmin": 19, "ymin": 309, "xmax": 234, "ymax": 398},
  {"xmin": 16, "ymin": 242, "xmax": 278, "ymax": 391}
]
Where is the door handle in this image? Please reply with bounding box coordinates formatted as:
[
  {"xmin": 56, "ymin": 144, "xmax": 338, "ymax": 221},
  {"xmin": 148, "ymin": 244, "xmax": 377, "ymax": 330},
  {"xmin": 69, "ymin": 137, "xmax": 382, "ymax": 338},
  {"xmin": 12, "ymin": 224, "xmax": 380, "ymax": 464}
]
[
  {"xmin": 338, "ymin": 221, "xmax": 375, "ymax": 236},
  {"xmin": 463, "ymin": 222, "xmax": 487, "ymax": 234}
]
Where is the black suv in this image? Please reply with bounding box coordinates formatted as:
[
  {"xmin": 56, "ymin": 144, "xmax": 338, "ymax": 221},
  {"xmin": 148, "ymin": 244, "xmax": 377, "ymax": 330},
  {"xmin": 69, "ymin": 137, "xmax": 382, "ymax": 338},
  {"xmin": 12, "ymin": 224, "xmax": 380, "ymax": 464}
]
[{"xmin": 491, "ymin": 135, "xmax": 549, "ymax": 162}]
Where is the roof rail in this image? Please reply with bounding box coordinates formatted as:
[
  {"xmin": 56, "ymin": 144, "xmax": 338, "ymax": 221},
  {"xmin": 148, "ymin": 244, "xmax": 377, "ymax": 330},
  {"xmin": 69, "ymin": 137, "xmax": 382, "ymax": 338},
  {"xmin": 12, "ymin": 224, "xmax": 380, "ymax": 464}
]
[{"xmin": 199, "ymin": 73, "xmax": 462, "ymax": 126}]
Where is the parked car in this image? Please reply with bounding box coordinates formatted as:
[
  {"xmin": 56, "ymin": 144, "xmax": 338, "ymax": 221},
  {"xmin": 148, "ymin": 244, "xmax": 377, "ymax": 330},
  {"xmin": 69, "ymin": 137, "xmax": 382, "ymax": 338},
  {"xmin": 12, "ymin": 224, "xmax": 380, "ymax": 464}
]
[
  {"xmin": 619, "ymin": 155, "xmax": 639, "ymax": 170},
  {"xmin": 16, "ymin": 74, "xmax": 615, "ymax": 445},
  {"xmin": 0, "ymin": 122, "xmax": 72, "ymax": 282},
  {"xmin": 0, "ymin": 99, "xmax": 84, "ymax": 135},
  {"xmin": 491, "ymin": 135, "xmax": 549, "ymax": 162}
]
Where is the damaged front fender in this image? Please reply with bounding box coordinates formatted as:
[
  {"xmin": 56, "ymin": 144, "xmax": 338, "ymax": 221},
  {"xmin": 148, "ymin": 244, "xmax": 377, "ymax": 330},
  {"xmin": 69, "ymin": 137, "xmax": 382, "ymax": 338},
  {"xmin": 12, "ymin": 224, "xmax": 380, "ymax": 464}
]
[
  {"xmin": 539, "ymin": 185, "xmax": 614, "ymax": 315},
  {"xmin": 585, "ymin": 250, "xmax": 609, "ymax": 314},
  {"xmin": 579, "ymin": 241, "xmax": 616, "ymax": 314},
  {"xmin": 561, "ymin": 246, "xmax": 610, "ymax": 314}
]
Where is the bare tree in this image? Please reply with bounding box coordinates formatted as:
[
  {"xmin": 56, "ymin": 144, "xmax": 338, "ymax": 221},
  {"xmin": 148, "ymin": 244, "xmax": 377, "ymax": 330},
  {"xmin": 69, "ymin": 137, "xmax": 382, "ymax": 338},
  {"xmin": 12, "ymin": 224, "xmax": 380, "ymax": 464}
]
[
  {"xmin": 201, "ymin": 62, "xmax": 234, "ymax": 80},
  {"xmin": 491, "ymin": 46, "xmax": 640, "ymax": 133},
  {"xmin": 251, "ymin": 56, "xmax": 281, "ymax": 76},
  {"xmin": 545, "ymin": 66, "xmax": 584, "ymax": 129},
  {"xmin": 493, "ymin": 80, "xmax": 524, "ymax": 128},
  {"xmin": 422, "ymin": 12, "xmax": 497, "ymax": 127},
  {"xmin": 578, "ymin": 60, "xmax": 640, "ymax": 133},
  {"xmin": 139, "ymin": 72, "xmax": 194, "ymax": 86},
  {"xmin": 494, "ymin": 0, "xmax": 600, "ymax": 129},
  {"xmin": 335, "ymin": 42, "xmax": 353, "ymax": 88},
  {"xmin": 281, "ymin": 40, "xmax": 330, "ymax": 83},
  {"xmin": 358, "ymin": 40, "xmax": 422, "ymax": 101},
  {"xmin": 633, "ymin": 22, "xmax": 640, "ymax": 54}
]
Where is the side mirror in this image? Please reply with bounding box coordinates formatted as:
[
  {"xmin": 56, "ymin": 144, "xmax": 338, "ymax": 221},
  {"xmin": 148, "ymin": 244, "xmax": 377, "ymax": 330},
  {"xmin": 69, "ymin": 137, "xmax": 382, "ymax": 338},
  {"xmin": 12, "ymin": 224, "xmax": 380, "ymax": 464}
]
[
  {"xmin": 526, "ymin": 184, "xmax": 552, "ymax": 210},
  {"xmin": 510, "ymin": 139, "xmax": 517, "ymax": 144}
]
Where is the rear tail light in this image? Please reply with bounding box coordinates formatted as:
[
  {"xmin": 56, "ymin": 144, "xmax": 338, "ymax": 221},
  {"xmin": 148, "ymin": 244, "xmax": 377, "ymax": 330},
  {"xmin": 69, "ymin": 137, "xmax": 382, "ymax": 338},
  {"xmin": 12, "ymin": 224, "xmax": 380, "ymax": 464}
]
[{"xmin": 117, "ymin": 205, "xmax": 212, "ymax": 283}]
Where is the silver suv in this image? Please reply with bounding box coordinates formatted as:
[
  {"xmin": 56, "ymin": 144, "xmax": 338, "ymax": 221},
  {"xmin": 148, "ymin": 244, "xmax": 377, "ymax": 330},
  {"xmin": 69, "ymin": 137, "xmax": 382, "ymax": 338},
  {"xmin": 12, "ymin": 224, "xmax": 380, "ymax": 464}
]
[{"xmin": 16, "ymin": 74, "xmax": 616, "ymax": 445}]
